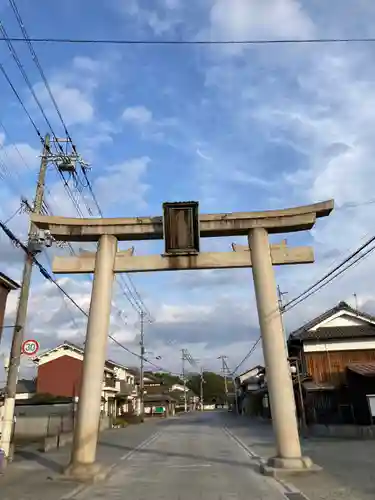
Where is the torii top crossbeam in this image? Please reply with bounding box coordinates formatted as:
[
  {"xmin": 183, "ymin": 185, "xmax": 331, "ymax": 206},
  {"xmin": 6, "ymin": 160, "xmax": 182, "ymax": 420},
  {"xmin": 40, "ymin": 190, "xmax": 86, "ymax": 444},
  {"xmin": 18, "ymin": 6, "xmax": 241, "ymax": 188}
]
[{"xmin": 31, "ymin": 200, "xmax": 334, "ymax": 242}]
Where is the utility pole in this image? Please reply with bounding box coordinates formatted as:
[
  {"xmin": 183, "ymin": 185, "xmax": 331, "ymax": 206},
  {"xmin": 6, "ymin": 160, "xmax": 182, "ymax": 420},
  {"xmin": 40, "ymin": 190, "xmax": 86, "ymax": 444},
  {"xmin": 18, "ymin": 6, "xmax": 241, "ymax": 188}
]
[
  {"xmin": 181, "ymin": 349, "xmax": 187, "ymax": 412},
  {"xmin": 218, "ymin": 355, "xmax": 228, "ymax": 404},
  {"xmin": 277, "ymin": 285, "xmax": 288, "ymax": 337},
  {"xmin": 233, "ymin": 374, "xmax": 239, "ymax": 414},
  {"xmin": 353, "ymin": 293, "xmax": 358, "ymax": 311},
  {"xmin": 139, "ymin": 310, "xmax": 145, "ymax": 421},
  {"xmin": 200, "ymin": 367, "xmax": 204, "ymax": 411},
  {"xmin": 0, "ymin": 134, "xmax": 50, "ymax": 462}
]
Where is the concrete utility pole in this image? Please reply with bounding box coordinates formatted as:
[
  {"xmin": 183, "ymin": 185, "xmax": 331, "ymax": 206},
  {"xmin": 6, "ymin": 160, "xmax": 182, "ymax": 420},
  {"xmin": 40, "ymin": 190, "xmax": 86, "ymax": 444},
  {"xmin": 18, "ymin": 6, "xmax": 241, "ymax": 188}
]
[
  {"xmin": 218, "ymin": 355, "xmax": 228, "ymax": 403},
  {"xmin": 181, "ymin": 350, "xmax": 187, "ymax": 412},
  {"xmin": 139, "ymin": 310, "xmax": 145, "ymax": 421},
  {"xmin": 0, "ymin": 134, "xmax": 50, "ymax": 462},
  {"xmin": 200, "ymin": 367, "xmax": 204, "ymax": 411},
  {"xmin": 277, "ymin": 285, "xmax": 288, "ymax": 338}
]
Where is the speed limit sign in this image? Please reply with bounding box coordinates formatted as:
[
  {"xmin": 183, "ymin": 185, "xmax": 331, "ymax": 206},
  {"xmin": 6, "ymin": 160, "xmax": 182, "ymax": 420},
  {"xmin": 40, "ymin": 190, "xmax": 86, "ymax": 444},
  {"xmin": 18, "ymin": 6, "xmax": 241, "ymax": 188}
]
[{"xmin": 21, "ymin": 339, "xmax": 39, "ymax": 356}]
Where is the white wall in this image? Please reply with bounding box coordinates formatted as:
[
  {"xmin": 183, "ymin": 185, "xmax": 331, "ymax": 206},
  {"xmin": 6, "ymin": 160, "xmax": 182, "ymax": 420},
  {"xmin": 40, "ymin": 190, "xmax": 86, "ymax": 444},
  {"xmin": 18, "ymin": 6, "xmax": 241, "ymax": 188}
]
[
  {"xmin": 37, "ymin": 348, "xmax": 83, "ymax": 366},
  {"xmin": 310, "ymin": 311, "xmax": 375, "ymax": 330},
  {"xmin": 304, "ymin": 339, "xmax": 375, "ymax": 353},
  {"xmin": 303, "ymin": 310, "xmax": 375, "ymax": 352}
]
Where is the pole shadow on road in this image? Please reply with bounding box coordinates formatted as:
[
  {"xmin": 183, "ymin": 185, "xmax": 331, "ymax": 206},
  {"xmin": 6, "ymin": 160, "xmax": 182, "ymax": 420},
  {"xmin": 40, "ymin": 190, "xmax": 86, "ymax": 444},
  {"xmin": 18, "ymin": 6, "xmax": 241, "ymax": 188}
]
[
  {"xmin": 13, "ymin": 449, "xmax": 64, "ymax": 474},
  {"xmin": 99, "ymin": 440, "xmax": 260, "ymax": 471}
]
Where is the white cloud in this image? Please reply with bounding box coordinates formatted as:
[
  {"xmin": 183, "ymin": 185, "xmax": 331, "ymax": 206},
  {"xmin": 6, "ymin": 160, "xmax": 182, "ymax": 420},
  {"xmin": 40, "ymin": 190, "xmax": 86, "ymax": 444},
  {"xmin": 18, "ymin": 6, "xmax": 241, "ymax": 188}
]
[
  {"xmin": 94, "ymin": 156, "xmax": 151, "ymax": 210},
  {"xmin": 203, "ymin": 0, "xmax": 315, "ymax": 58},
  {"xmin": 122, "ymin": 105, "xmax": 153, "ymax": 125},
  {"xmin": 209, "ymin": 0, "xmax": 314, "ymax": 40},
  {"xmin": 33, "ymin": 82, "xmax": 94, "ymax": 126},
  {"xmin": 72, "ymin": 56, "xmax": 102, "ymax": 73},
  {"xmin": 0, "ymin": 142, "xmax": 40, "ymax": 172},
  {"xmin": 118, "ymin": 0, "xmax": 183, "ymax": 35}
]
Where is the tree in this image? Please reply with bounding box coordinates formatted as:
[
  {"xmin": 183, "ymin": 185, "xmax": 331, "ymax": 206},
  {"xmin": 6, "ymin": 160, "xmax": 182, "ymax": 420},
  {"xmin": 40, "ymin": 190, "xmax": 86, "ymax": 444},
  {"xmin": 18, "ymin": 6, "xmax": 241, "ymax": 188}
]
[
  {"xmin": 187, "ymin": 371, "xmax": 228, "ymax": 404},
  {"xmin": 152, "ymin": 372, "xmax": 184, "ymax": 386}
]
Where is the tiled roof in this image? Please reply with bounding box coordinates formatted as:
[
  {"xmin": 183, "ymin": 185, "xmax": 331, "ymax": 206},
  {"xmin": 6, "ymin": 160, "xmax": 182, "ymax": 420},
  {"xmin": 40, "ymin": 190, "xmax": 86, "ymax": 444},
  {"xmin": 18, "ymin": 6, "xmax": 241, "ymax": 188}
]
[
  {"xmin": 0, "ymin": 379, "xmax": 36, "ymax": 396},
  {"xmin": 295, "ymin": 325, "xmax": 375, "ymax": 341},
  {"xmin": 144, "ymin": 393, "xmax": 177, "ymax": 403},
  {"xmin": 347, "ymin": 362, "xmax": 375, "ymax": 377},
  {"xmin": 289, "ymin": 301, "xmax": 375, "ymax": 340},
  {"xmin": 0, "ymin": 271, "xmax": 20, "ymax": 290},
  {"xmin": 238, "ymin": 365, "xmax": 265, "ymax": 379}
]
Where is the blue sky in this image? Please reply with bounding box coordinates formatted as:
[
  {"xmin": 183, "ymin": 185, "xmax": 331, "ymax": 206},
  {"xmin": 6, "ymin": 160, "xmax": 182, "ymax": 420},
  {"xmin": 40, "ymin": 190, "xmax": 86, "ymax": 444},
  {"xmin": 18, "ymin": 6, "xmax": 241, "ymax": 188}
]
[{"xmin": 1, "ymin": 0, "xmax": 375, "ymax": 378}]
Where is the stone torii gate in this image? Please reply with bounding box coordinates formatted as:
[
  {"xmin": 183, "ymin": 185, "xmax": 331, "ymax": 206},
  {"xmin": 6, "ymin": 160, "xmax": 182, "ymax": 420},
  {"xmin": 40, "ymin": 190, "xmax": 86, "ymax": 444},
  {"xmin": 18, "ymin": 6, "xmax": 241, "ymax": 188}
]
[{"xmin": 31, "ymin": 199, "xmax": 333, "ymax": 479}]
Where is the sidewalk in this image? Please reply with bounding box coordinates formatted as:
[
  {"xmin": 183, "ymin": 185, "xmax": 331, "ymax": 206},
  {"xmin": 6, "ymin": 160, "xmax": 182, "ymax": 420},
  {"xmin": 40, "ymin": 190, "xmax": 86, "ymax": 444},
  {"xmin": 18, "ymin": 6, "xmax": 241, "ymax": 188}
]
[
  {"xmin": 0, "ymin": 419, "xmax": 167, "ymax": 500},
  {"xmin": 224, "ymin": 414, "xmax": 375, "ymax": 500}
]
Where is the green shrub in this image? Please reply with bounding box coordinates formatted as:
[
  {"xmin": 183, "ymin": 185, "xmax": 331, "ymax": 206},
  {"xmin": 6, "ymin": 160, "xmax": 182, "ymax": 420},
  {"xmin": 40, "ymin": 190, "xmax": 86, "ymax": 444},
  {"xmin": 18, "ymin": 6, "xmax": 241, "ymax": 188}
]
[{"xmin": 113, "ymin": 416, "xmax": 128, "ymax": 428}]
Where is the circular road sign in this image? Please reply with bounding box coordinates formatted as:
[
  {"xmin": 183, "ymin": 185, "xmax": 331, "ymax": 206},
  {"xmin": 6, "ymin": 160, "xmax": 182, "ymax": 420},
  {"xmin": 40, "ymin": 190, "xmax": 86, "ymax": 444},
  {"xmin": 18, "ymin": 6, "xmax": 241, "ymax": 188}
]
[{"xmin": 21, "ymin": 339, "xmax": 39, "ymax": 356}]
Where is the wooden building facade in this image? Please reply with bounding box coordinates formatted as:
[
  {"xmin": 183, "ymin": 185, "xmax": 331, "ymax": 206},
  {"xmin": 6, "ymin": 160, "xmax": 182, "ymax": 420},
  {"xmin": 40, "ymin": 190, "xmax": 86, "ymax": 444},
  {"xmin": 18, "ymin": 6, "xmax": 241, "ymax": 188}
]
[{"xmin": 288, "ymin": 301, "xmax": 375, "ymax": 425}]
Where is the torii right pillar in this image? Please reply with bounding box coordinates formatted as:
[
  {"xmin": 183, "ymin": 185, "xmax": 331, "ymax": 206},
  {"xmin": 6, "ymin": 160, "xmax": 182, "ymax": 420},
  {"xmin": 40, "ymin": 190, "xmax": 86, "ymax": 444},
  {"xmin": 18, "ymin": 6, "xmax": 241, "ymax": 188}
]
[{"xmin": 249, "ymin": 227, "xmax": 316, "ymax": 473}]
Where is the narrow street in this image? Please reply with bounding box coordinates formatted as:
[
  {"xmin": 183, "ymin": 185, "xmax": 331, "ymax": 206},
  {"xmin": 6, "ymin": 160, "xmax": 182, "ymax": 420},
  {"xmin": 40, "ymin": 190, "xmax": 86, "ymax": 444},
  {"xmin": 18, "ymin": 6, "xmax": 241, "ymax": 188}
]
[
  {"xmin": 2, "ymin": 411, "xmax": 375, "ymax": 499},
  {"xmin": 76, "ymin": 412, "xmax": 290, "ymax": 500}
]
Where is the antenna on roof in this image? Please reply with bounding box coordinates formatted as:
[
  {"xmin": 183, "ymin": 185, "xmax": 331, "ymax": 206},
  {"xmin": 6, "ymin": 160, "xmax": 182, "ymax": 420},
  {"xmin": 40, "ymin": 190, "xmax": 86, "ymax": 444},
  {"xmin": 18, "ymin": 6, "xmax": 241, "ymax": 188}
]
[{"xmin": 353, "ymin": 293, "xmax": 358, "ymax": 311}]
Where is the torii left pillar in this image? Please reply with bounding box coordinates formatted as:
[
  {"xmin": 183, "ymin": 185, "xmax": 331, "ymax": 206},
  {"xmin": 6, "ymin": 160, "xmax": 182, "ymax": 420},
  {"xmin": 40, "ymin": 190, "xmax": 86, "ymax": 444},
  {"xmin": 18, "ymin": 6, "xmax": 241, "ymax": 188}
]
[{"xmin": 66, "ymin": 234, "xmax": 117, "ymax": 480}]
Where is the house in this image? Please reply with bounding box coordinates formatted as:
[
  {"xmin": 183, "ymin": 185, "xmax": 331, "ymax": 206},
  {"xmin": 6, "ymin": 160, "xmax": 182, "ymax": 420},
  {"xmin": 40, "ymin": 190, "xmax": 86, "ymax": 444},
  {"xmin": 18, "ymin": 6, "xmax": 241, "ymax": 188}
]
[
  {"xmin": 33, "ymin": 341, "xmax": 138, "ymax": 417},
  {"xmin": 0, "ymin": 271, "xmax": 20, "ymax": 346},
  {"xmin": 287, "ymin": 301, "xmax": 375, "ymax": 425},
  {"xmin": 170, "ymin": 383, "xmax": 187, "ymax": 392},
  {"xmin": 234, "ymin": 365, "xmax": 266, "ymax": 415},
  {"xmin": 143, "ymin": 394, "xmax": 177, "ymax": 417}
]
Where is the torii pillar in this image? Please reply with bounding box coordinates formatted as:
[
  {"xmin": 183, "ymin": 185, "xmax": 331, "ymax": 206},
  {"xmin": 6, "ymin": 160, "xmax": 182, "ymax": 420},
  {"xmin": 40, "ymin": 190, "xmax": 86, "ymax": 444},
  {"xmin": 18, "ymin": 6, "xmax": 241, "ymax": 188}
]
[
  {"xmin": 30, "ymin": 199, "xmax": 333, "ymax": 479},
  {"xmin": 249, "ymin": 228, "xmax": 311, "ymax": 471}
]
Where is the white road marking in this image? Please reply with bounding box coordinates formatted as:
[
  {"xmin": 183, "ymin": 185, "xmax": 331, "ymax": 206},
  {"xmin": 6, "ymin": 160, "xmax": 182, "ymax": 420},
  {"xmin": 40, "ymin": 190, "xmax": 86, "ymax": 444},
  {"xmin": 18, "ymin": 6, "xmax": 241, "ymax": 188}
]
[
  {"xmin": 120, "ymin": 431, "xmax": 162, "ymax": 461},
  {"xmin": 167, "ymin": 463, "xmax": 212, "ymax": 468},
  {"xmin": 222, "ymin": 426, "xmax": 311, "ymax": 500}
]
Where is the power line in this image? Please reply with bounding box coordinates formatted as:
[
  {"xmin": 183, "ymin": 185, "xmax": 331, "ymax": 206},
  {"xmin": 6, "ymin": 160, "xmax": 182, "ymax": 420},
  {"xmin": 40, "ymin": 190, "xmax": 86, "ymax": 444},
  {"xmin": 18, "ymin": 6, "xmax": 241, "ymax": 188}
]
[
  {"xmin": 0, "ymin": 22, "xmax": 59, "ymax": 139},
  {"xmin": 0, "ymin": 219, "xmax": 170, "ymax": 373},
  {"xmin": 283, "ymin": 243, "xmax": 375, "ymax": 314},
  {"xmin": 1, "ymin": 36, "xmax": 375, "ymax": 45},
  {"xmin": 8, "ymin": 0, "xmax": 70, "ymax": 138},
  {"xmin": 0, "ymin": 8, "xmax": 150, "ymax": 318},
  {"xmin": 232, "ymin": 232, "xmax": 375, "ymax": 375},
  {"xmin": 231, "ymin": 337, "xmax": 261, "ymax": 375},
  {"xmin": 283, "ymin": 234, "xmax": 375, "ymax": 311}
]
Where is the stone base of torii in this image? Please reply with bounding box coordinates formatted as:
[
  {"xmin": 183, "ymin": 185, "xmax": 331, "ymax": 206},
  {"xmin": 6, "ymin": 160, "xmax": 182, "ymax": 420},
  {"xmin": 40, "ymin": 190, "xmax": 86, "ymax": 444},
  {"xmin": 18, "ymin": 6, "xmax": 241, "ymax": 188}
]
[{"xmin": 28, "ymin": 200, "xmax": 333, "ymax": 480}]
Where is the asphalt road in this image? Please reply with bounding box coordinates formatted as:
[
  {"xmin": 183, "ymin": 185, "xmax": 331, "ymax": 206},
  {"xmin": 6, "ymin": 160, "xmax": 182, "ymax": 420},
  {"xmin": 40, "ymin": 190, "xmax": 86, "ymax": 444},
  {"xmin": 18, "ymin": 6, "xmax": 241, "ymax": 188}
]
[
  {"xmin": 77, "ymin": 411, "xmax": 289, "ymax": 500},
  {"xmin": 223, "ymin": 414, "xmax": 375, "ymax": 500}
]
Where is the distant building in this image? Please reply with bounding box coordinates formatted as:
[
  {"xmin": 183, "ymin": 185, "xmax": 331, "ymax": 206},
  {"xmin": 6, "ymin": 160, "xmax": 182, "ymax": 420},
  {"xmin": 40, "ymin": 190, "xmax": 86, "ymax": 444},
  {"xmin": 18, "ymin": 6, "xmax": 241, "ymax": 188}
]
[
  {"xmin": 33, "ymin": 341, "xmax": 138, "ymax": 416},
  {"xmin": 235, "ymin": 365, "xmax": 265, "ymax": 415}
]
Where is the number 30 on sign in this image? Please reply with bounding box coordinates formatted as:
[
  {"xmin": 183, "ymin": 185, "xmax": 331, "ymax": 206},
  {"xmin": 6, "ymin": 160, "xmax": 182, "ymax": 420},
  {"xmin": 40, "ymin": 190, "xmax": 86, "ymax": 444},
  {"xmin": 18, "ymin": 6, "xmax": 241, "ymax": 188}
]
[{"xmin": 21, "ymin": 339, "xmax": 39, "ymax": 356}]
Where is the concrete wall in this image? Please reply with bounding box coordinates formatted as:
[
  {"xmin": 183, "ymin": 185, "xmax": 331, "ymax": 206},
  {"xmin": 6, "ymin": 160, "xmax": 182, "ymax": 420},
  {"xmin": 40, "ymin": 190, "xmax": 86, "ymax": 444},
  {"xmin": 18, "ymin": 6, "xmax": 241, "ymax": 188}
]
[
  {"xmin": 309, "ymin": 424, "xmax": 375, "ymax": 439},
  {"xmin": 15, "ymin": 414, "xmax": 74, "ymax": 439},
  {"xmin": 13, "ymin": 403, "xmax": 75, "ymax": 439}
]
